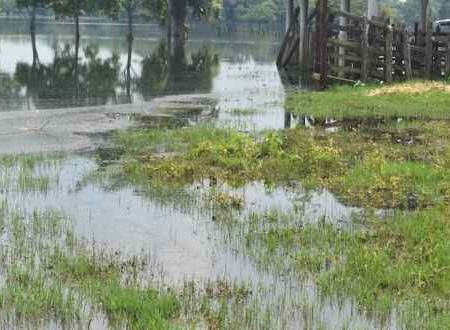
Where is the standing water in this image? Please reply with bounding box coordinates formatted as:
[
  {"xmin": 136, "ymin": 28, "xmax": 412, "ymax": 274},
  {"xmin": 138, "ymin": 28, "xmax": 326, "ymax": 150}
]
[{"xmin": 0, "ymin": 17, "xmax": 395, "ymax": 329}]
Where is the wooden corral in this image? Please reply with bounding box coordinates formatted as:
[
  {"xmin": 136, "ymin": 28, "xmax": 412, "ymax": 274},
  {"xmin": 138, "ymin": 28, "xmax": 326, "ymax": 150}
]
[{"xmin": 278, "ymin": 0, "xmax": 450, "ymax": 88}]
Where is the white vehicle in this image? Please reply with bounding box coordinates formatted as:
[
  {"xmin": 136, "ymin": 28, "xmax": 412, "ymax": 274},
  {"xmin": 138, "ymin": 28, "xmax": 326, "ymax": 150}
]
[{"xmin": 434, "ymin": 19, "xmax": 450, "ymax": 33}]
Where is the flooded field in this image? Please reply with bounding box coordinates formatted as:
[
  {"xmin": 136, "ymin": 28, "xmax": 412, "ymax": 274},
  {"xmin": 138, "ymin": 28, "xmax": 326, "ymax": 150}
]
[{"xmin": 1, "ymin": 17, "xmax": 450, "ymax": 330}]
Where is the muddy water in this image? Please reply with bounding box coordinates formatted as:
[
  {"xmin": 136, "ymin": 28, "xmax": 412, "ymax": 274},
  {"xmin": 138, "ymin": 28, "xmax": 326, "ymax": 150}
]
[{"xmin": 0, "ymin": 19, "xmax": 394, "ymax": 329}]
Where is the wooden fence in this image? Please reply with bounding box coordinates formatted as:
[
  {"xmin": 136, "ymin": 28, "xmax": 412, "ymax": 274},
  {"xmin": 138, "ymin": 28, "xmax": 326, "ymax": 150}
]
[{"xmin": 278, "ymin": 0, "xmax": 450, "ymax": 88}]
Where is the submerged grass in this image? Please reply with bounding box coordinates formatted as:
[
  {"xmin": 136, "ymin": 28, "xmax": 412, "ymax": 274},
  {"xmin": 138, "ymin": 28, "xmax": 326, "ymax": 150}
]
[
  {"xmin": 0, "ymin": 202, "xmax": 180, "ymax": 329},
  {"xmin": 242, "ymin": 205, "xmax": 450, "ymax": 329},
  {"xmin": 0, "ymin": 155, "xmax": 284, "ymax": 330},
  {"xmin": 286, "ymin": 81, "xmax": 450, "ymax": 120}
]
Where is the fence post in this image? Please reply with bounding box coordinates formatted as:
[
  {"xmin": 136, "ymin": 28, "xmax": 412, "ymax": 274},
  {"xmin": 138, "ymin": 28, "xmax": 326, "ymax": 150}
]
[
  {"xmin": 318, "ymin": 0, "xmax": 328, "ymax": 88},
  {"xmin": 286, "ymin": 0, "xmax": 294, "ymax": 32},
  {"xmin": 402, "ymin": 24, "xmax": 412, "ymax": 80},
  {"xmin": 425, "ymin": 21, "xmax": 433, "ymax": 79},
  {"xmin": 299, "ymin": 0, "xmax": 309, "ymax": 68},
  {"xmin": 446, "ymin": 36, "xmax": 450, "ymax": 78},
  {"xmin": 361, "ymin": 16, "xmax": 370, "ymax": 82},
  {"xmin": 338, "ymin": 0, "xmax": 350, "ymax": 77},
  {"xmin": 385, "ymin": 20, "xmax": 393, "ymax": 83}
]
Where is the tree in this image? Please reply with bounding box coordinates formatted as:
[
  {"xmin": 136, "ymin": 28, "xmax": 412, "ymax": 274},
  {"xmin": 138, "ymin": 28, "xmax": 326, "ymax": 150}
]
[
  {"xmin": 144, "ymin": 0, "xmax": 221, "ymax": 43},
  {"xmin": 0, "ymin": 0, "xmax": 17, "ymax": 16},
  {"xmin": 16, "ymin": 0, "xmax": 50, "ymax": 66},
  {"xmin": 51, "ymin": 0, "xmax": 97, "ymax": 55}
]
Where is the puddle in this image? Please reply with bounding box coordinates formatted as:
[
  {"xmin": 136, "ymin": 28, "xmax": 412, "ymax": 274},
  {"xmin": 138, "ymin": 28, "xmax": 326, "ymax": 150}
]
[{"xmin": 1, "ymin": 155, "xmax": 396, "ymax": 329}]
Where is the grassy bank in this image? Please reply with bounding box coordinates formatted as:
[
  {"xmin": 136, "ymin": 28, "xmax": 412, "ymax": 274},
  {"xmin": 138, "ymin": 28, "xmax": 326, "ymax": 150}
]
[{"xmin": 286, "ymin": 81, "xmax": 450, "ymax": 121}]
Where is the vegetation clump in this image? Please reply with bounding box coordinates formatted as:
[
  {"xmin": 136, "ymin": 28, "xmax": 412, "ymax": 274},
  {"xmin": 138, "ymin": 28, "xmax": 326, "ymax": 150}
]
[{"xmin": 116, "ymin": 120, "xmax": 450, "ymax": 209}]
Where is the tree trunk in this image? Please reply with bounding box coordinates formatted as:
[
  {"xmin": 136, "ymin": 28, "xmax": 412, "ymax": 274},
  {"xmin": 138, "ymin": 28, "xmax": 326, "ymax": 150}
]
[
  {"xmin": 286, "ymin": 0, "xmax": 294, "ymax": 32},
  {"xmin": 30, "ymin": 1, "xmax": 39, "ymax": 67},
  {"xmin": 167, "ymin": 0, "xmax": 172, "ymax": 44},
  {"xmin": 169, "ymin": 0, "xmax": 187, "ymax": 43},
  {"xmin": 421, "ymin": 0, "xmax": 430, "ymax": 34}
]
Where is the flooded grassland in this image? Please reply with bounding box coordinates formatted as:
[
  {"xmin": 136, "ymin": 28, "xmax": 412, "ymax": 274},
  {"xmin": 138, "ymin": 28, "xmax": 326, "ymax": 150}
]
[
  {"xmin": 113, "ymin": 86, "xmax": 450, "ymax": 328},
  {"xmin": 1, "ymin": 17, "xmax": 450, "ymax": 330}
]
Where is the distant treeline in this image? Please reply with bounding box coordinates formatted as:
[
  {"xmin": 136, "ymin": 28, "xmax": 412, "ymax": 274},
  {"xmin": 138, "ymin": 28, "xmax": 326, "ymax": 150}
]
[{"xmin": 1, "ymin": 0, "xmax": 450, "ymax": 28}]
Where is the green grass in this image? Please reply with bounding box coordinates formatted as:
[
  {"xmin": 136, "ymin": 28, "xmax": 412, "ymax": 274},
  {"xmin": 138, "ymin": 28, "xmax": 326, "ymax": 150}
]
[
  {"xmin": 242, "ymin": 205, "xmax": 450, "ymax": 329},
  {"xmin": 286, "ymin": 82, "xmax": 450, "ymax": 120},
  {"xmin": 115, "ymin": 122, "xmax": 450, "ymax": 209},
  {"xmin": 0, "ymin": 197, "xmax": 180, "ymax": 329},
  {"xmin": 54, "ymin": 253, "xmax": 179, "ymax": 329}
]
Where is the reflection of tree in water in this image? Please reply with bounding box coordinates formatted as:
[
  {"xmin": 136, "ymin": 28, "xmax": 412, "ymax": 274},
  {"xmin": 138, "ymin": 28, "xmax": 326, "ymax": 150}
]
[
  {"xmin": 14, "ymin": 44, "xmax": 120, "ymax": 109},
  {"xmin": 139, "ymin": 40, "xmax": 219, "ymax": 100}
]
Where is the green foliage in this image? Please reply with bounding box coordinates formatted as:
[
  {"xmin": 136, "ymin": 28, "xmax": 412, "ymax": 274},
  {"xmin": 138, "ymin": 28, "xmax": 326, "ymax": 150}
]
[{"xmin": 228, "ymin": 0, "xmax": 284, "ymax": 23}]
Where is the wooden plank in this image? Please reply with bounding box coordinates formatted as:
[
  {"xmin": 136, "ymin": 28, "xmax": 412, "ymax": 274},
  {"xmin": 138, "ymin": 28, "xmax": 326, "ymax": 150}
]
[
  {"xmin": 371, "ymin": 70, "xmax": 385, "ymax": 79},
  {"xmin": 299, "ymin": 0, "xmax": 309, "ymax": 68},
  {"xmin": 329, "ymin": 65, "xmax": 361, "ymax": 74},
  {"xmin": 385, "ymin": 21, "xmax": 394, "ymax": 83},
  {"xmin": 361, "ymin": 16, "xmax": 370, "ymax": 82},
  {"xmin": 332, "ymin": 10, "xmax": 363, "ymax": 23},
  {"xmin": 281, "ymin": 35, "xmax": 301, "ymax": 67},
  {"xmin": 402, "ymin": 25, "xmax": 412, "ymax": 79},
  {"xmin": 328, "ymin": 38, "xmax": 360, "ymax": 51},
  {"xmin": 318, "ymin": 0, "xmax": 328, "ymax": 88},
  {"xmin": 367, "ymin": 18, "xmax": 384, "ymax": 29},
  {"xmin": 276, "ymin": 8, "xmax": 300, "ymax": 67},
  {"xmin": 410, "ymin": 45, "xmax": 426, "ymax": 54},
  {"xmin": 327, "ymin": 74, "xmax": 357, "ymax": 83},
  {"xmin": 425, "ymin": 21, "xmax": 433, "ymax": 79},
  {"xmin": 446, "ymin": 37, "xmax": 450, "ymax": 76},
  {"xmin": 369, "ymin": 46, "xmax": 384, "ymax": 56},
  {"xmin": 337, "ymin": 0, "xmax": 350, "ymax": 78},
  {"xmin": 330, "ymin": 23, "xmax": 358, "ymax": 33},
  {"xmin": 329, "ymin": 53, "xmax": 362, "ymax": 62}
]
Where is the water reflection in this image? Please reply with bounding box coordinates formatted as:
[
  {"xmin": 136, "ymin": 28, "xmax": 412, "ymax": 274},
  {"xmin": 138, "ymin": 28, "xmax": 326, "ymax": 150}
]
[
  {"xmin": 1, "ymin": 39, "xmax": 220, "ymax": 111},
  {"xmin": 139, "ymin": 41, "xmax": 220, "ymax": 100},
  {"xmin": 0, "ymin": 18, "xmax": 300, "ymax": 129},
  {"xmin": 14, "ymin": 44, "xmax": 120, "ymax": 109}
]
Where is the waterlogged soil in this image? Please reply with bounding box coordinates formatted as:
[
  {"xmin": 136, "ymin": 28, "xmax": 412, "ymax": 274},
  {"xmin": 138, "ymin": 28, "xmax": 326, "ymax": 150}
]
[{"xmin": 0, "ymin": 155, "xmax": 393, "ymax": 329}]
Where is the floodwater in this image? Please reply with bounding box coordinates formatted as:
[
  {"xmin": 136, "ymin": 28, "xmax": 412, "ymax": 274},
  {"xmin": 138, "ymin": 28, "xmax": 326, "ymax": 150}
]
[
  {"xmin": 0, "ymin": 18, "xmax": 394, "ymax": 329},
  {"xmin": 0, "ymin": 18, "xmax": 296, "ymax": 131}
]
